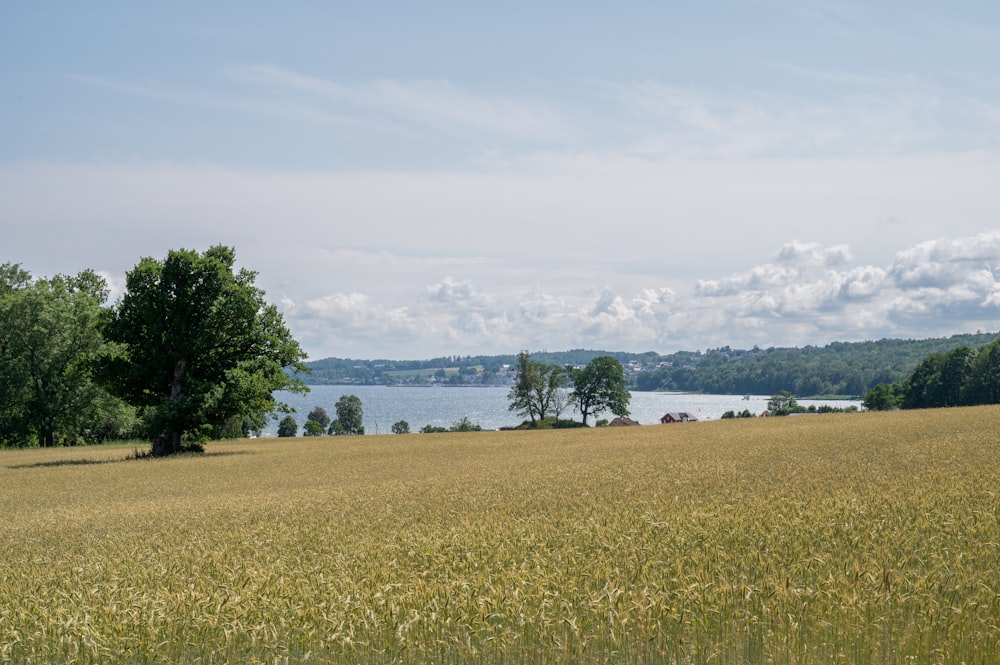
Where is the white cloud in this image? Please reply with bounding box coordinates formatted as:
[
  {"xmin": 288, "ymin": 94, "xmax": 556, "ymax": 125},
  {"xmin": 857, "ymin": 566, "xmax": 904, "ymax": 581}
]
[
  {"xmin": 227, "ymin": 65, "xmax": 573, "ymax": 144},
  {"xmin": 777, "ymin": 241, "xmax": 852, "ymax": 267},
  {"xmin": 887, "ymin": 231, "xmax": 1000, "ymax": 288},
  {"xmin": 5, "ymin": 158, "xmax": 1000, "ymax": 359}
]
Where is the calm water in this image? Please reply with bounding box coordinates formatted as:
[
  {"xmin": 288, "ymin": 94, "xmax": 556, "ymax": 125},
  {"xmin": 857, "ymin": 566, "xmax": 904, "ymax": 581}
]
[{"xmin": 263, "ymin": 385, "xmax": 861, "ymax": 436}]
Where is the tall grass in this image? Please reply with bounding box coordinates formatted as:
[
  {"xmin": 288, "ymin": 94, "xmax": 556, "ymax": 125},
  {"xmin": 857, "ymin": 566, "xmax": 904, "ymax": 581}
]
[{"xmin": 1, "ymin": 407, "xmax": 997, "ymax": 663}]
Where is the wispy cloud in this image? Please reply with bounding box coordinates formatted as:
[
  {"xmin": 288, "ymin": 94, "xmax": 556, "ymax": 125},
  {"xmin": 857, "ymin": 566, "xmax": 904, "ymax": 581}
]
[
  {"xmin": 601, "ymin": 78, "xmax": 998, "ymax": 160},
  {"xmin": 227, "ymin": 64, "xmax": 573, "ymax": 144},
  {"xmin": 73, "ymin": 58, "xmax": 1000, "ymax": 168}
]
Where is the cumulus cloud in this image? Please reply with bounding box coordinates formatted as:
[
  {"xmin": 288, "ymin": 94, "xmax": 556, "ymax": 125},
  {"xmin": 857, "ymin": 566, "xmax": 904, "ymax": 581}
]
[
  {"xmin": 423, "ymin": 277, "xmax": 494, "ymax": 308},
  {"xmin": 887, "ymin": 231, "xmax": 1000, "ymax": 288},
  {"xmin": 277, "ymin": 232, "xmax": 1000, "ymax": 359},
  {"xmin": 776, "ymin": 241, "xmax": 852, "ymax": 267}
]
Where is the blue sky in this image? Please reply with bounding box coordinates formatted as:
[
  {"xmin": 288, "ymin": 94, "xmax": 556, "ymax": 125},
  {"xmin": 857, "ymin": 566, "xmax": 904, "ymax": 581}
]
[{"xmin": 3, "ymin": 2, "xmax": 1000, "ymax": 359}]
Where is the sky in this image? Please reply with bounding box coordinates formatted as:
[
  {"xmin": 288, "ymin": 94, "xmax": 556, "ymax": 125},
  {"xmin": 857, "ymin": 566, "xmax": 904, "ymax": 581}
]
[{"xmin": 3, "ymin": 2, "xmax": 1000, "ymax": 360}]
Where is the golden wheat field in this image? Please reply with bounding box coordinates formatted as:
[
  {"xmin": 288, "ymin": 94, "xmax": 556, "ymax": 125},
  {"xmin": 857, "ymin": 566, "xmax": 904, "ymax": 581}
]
[{"xmin": 1, "ymin": 407, "xmax": 998, "ymax": 664}]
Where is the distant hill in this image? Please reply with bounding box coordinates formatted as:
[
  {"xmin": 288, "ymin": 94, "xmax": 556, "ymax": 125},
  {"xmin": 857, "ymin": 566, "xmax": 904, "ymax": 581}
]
[{"xmin": 297, "ymin": 332, "xmax": 999, "ymax": 397}]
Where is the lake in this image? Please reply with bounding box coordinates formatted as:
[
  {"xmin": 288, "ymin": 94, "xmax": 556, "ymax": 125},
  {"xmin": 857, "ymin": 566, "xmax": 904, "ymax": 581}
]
[{"xmin": 263, "ymin": 385, "xmax": 862, "ymax": 436}]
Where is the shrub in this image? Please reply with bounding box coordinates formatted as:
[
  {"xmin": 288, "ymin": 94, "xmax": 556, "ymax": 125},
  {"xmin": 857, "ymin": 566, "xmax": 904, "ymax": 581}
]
[{"xmin": 450, "ymin": 417, "xmax": 481, "ymax": 432}]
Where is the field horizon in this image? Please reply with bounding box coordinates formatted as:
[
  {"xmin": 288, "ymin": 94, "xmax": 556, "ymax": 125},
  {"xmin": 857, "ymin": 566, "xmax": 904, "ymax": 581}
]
[{"xmin": 2, "ymin": 408, "xmax": 998, "ymax": 663}]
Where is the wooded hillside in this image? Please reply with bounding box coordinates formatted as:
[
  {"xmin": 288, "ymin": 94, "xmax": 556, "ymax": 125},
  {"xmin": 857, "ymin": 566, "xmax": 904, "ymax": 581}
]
[{"xmin": 300, "ymin": 332, "xmax": 999, "ymax": 397}]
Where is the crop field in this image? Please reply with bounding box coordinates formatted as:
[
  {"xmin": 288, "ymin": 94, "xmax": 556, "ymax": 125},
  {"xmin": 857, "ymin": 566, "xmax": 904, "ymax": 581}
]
[{"xmin": 1, "ymin": 407, "xmax": 998, "ymax": 664}]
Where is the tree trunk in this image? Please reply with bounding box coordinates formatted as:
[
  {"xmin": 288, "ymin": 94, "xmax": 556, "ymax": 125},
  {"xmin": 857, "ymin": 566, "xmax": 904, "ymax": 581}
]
[
  {"xmin": 152, "ymin": 430, "xmax": 181, "ymax": 457},
  {"xmin": 153, "ymin": 359, "xmax": 187, "ymax": 457}
]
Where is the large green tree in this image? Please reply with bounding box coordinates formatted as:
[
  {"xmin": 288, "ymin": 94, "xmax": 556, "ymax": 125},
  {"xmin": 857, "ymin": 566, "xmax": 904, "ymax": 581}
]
[
  {"xmin": 569, "ymin": 356, "xmax": 630, "ymax": 426},
  {"xmin": 97, "ymin": 246, "xmax": 308, "ymax": 456},
  {"xmin": 0, "ymin": 264, "xmax": 131, "ymax": 447}
]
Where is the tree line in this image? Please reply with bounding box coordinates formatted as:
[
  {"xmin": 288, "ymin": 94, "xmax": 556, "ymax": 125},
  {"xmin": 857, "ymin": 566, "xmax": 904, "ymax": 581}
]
[
  {"xmin": 300, "ymin": 334, "xmax": 998, "ymax": 397},
  {"xmin": 633, "ymin": 335, "xmax": 999, "ymax": 396},
  {"xmin": 1, "ymin": 247, "xmax": 306, "ymax": 455},
  {"xmin": 862, "ymin": 336, "xmax": 1000, "ymax": 411}
]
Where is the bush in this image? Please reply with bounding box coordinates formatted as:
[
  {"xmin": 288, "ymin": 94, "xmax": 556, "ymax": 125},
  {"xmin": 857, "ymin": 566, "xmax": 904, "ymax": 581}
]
[
  {"xmin": 450, "ymin": 417, "xmax": 481, "ymax": 432},
  {"xmin": 391, "ymin": 420, "xmax": 410, "ymax": 434},
  {"xmin": 420, "ymin": 425, "xmax": 448, "ymax": 434},
  {"xmin": 513, "ymin": 418, "xmax": 586, "ymax": 430}
]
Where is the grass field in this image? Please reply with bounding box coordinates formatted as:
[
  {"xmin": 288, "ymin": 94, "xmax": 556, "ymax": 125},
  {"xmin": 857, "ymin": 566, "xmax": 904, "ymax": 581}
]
[{"xmin": 1, "ymin": 407, "xmax": 998, "ymax": 664}]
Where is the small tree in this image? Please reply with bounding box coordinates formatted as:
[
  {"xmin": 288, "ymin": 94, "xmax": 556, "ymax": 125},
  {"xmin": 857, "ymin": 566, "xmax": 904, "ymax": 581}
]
[
  {"xmin": 450, "ymin": 416, "xmax": 481, "ymax": 432},
  {"xmin": 277, "ymin": 415, "xmax": 297, "ymax": 437},
  {"xmin": 304, "ymin": 407, "xmax": 330, "ymax": 436},
  {"xmin": 767, "ymin": 390, "xmax": 799, "ymax": 416},
  {"xmin": 303, "ymin": 421, "xmax": 323, "ymax": 436},
  {"xmin": 391, "ymin": 420, "xmax": 411, "ymax": 434},
  {"xmin": 332, "ymin": 395, "xmax": 364, "ymax": 435}
]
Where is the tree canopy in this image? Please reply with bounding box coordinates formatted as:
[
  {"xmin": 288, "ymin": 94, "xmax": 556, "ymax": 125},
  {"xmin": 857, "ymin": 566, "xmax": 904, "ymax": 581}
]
[
  {"xmin": 0, "ymin": 264, "xmax": 133, "ymax": 447},
  {"xmin": 96, "ymin": 246, "xmax": 308, "ymax": 456},
  {"xmin": 331, "ymin": 394, "xmax": 364, "ymax": 435},
  {"xmin": 507, "ymin": 351, "xmax": 568, "ymax": 425},
  {"xmin": 864, "ymin": 336, "xmax": 1000, "ymax": 411},
  {"xmin": 569, "ymin": 356, "xmax": 631, "ymax": 426}
]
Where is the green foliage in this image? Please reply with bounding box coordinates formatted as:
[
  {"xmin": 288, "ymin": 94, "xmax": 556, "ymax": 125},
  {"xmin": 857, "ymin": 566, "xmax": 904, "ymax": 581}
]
[
  {"xmin": 0, "ymin": 263, "xmax": 135, "ymax": 448},
  {"xmin": 333, "ymin": 395, "xmax": 364, "ymax": 435},
  {"xmin": 391, "ymin": 420, "xmax": 411, "ymax": 434},
  {"xmin": 862, "ymin": 382, "xmax": 904, "ymax": 411},
  {"xmin": 300, "ymin": 335, "xmax": 1000, "ymax": 399},
  {"xmin": 304, "ymin": 407, "xmax": 330, "ymax": 437},
  {"xmin": 303, "ymin": 420, "xmax": 326, "ymax": 437},
  {"xmin": 721, "ymin": 410, "xmax": 757, "ymax": 419},
  {"xmin": 95, "ymin": 246, "xmax": 308, "ymax": 456},
  {"xmin": 633, "ymin": 334, "xmax": 999, "ymax": 396},
  {"xmin": 552, "ymin": 418, "xmax": 587, "ymax": 429},
  {"xmin": 450, "ymin": 416, "xmax": 481, "ymax": 432},
  {"xmin": 507, "ymin": 351, "xmax": 568, "ymax": 424},
  {"xmin": 419, "ymin": 424, "xmax": 449, "ymax": 433},
  {"xmin": 277, "ymin": 415, "xmax": 297, "ymax": 437},
  {"xmin": 888, "ymin": 336, "xmax": 1000, "ymax": 410},
  {"xmin": 569, "ymin": 356, "xmax": 631, "ymax": 426},
  {"xmin": 513, "ymin": 417, "xmax": 587, "ymax": 430},
  {"xmin": 308, "ymin": 407, "xmax": 331, "ymax": 428},
  {"xmin": 739, "ymin": 409, "xmax": 757, "ymax": 418},
  {"xmin": 415, "ymin": 418, "xmax": 482, "ymax": 433},
  {"xmin": 766, "ymin": 390, "xmax": 801, "ymax": 416}
]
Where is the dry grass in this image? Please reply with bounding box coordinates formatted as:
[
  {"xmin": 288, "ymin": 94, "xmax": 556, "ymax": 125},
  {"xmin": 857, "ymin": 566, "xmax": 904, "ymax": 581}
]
[{"xmin": 1, "ymin": 407, "xmax": 998, "ymax": 663}]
